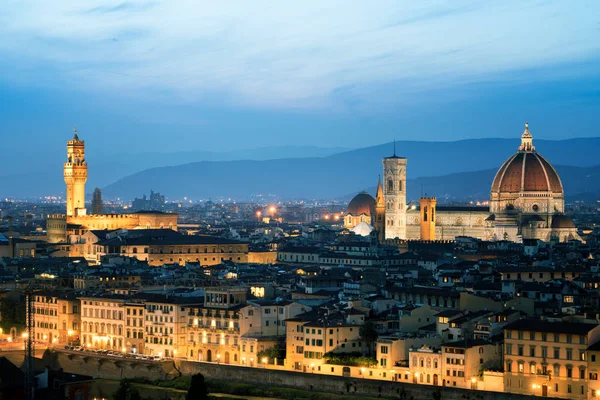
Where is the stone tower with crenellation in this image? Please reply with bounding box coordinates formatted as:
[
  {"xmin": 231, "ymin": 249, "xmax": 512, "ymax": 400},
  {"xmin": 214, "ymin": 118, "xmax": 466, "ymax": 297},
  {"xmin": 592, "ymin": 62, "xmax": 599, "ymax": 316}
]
[
  {"xmin": 64, "ymin": 128, "xmax": 88, "ymax": 217},
  {"xmin": 420, "ymin": 197, "xmax": 437, "ymax": 241},
  {"xmin": 383, "ymin": 143, "xmax": 407, "ymax": 240}
]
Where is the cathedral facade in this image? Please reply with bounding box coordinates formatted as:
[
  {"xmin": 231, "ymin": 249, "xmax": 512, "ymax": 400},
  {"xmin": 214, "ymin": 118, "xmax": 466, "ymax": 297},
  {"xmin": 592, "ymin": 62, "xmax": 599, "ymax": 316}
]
[
  {"xmin": 47, "ymin": 129, "xmax": 177, "ymax": 244},
  {"xmin": 346, "ymin": 123, "xmax": 581, "ymax": 243}
]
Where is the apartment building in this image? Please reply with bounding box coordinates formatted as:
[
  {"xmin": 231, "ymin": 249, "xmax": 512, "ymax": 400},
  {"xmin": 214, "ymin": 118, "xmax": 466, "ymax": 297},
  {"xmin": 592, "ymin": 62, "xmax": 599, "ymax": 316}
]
[
  {"xmin": 377, "ymin": 334, "xmax": 441, "ymax": 371},
  {"xmin": 285, "ymin": 312, "xmax": 362, "ymax": 373},
  {"xmin": 31, "ymin": 291, "xmax": 80, "ymax": 345},
  {"xmin": 182, "ymin": 287, "xmax": 246, "ymax": 364},
  {"xmin": 80, "ymin": 294, "xmax": 126, "ymax": 350},
  {"xmin": 143, "ymin": 294, "xmax": 202, "ymax": 358},
  {"xmin": 124, "ymin": 301, "xmax": 145, "ymax": 354},
  {"xmin": 239, "ymin": 300, "xmax": 310, "ymax": 338},
  {"xmin": 504, "ymin": 319, "xmax": 600, "ymax": 399},
  {"xmin": 441, "ymin": 339, "xmax": 500, "ymax": 389}
]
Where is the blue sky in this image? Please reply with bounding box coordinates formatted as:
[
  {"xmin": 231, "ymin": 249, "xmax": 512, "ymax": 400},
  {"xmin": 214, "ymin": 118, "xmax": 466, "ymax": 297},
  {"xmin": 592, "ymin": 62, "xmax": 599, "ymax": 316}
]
[{"xmin": 1, "ymin": 0, "xmax": 599, "ymax": 154}]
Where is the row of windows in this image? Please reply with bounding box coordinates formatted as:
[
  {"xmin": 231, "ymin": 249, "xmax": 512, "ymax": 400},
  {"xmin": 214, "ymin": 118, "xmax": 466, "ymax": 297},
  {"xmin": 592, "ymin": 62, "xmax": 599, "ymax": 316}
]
[
  {"xmin": 507, "ymin": 360, "xmax": 586, "ymax": 378},
  {"xmin": 126, "ymin": 318, "xmax": 144, "ymax": 327},
  {"xmin": 83, "ymin": 322, "xmax": 123, "ymax": 336},
  {"xmin": 146, "ymin": 326, "xmax": 174, "ymax": 335},
  {"xmin": 126, "ymin": 330, "xmax": 144, "ymax": 339},
  {"xmin": 146, "ymin": 337, "xmax": 174, "ymax": 345},
  {"xmin": 146, "ymin": 315, "xmax": 174, "ymax": 323},
  {"xmin": 506, "ymin": 331, "xmax": 586, "ymax": 344},
  {"xmin": 506, "ymin": 344, "xmax": 585, "ymax": 360},
  {"xmin": 83, "ymin": 308, "xmax": 123, "ymax": 320},
  {"xmin": 304, "ymin": 351, "xmax": 323, "ymax": 359}
]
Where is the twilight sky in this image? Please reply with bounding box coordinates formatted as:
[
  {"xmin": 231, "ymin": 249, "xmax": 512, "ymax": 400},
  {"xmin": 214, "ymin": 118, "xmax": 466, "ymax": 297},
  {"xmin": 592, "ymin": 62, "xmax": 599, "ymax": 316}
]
[{"xmin": 1, "ymin": 0, "xmax": 599, "ymax": 154}]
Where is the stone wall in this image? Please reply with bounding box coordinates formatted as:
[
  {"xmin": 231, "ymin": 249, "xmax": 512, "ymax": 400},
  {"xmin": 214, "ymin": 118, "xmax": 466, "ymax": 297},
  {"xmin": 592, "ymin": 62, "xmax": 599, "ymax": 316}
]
[
  {"xmin": 43, "ymin": 351, "xmax": 566, "ymax": 400},
  {"xmin": 46, "ymin": 350, "xmax": 178, "ymax": 381},
  {"xmin": 175, "ymin": 360, "xmax": 561, "ymax": 400}
]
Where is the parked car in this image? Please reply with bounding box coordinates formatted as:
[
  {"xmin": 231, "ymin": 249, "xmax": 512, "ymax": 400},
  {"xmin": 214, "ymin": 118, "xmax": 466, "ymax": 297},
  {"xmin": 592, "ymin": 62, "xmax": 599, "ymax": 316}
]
[{"xmin": 73, "ymin": 346, "xmax": 82, "ymax": 351}]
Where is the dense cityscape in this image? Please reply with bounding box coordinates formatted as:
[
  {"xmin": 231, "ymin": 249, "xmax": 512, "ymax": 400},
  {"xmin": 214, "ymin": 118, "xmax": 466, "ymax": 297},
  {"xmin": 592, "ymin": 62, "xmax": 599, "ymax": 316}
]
[
  {"xmin": 3, "ymin": 2, "xmax": 600, "ymax": 400},
  {"xmin": 0, "ymin": 126, "xmax": 600, "ymax": 400}
]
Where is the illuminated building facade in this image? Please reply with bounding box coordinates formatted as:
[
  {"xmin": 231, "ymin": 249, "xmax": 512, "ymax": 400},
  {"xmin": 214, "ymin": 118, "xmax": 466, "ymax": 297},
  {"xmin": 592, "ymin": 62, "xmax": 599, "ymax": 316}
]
[{"xmin": 47, "ymin": 130, "xmax": 178, "ymax": 245}]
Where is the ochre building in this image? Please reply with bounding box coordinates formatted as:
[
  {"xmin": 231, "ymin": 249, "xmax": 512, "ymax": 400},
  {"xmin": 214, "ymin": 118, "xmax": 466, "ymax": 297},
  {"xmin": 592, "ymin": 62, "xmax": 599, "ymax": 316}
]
[{"xmin": 46, "ymin": 129, "xmax": 177, "ymax": 245}]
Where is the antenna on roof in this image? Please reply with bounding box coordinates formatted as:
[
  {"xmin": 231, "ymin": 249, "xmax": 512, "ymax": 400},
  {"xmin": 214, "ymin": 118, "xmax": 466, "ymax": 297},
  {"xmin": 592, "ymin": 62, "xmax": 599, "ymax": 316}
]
[{"xmin": 393, "ymin": 139, "xmax": 396, "ymax": 157}]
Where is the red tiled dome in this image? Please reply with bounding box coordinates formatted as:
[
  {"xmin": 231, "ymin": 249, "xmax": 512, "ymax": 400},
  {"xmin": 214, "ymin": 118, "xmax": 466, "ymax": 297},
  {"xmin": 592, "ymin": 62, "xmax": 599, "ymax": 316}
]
[
  {"xmin": 347, "ymin": 193, "xmax": 375, "ymax": 215},
  {"xmin": 491, "ymin": 124, "xmax": 563, "ymax": 195}
]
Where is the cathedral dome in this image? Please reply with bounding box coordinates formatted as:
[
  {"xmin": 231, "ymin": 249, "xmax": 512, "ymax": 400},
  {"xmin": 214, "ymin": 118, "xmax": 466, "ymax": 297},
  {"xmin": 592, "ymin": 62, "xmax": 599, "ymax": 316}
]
[
  {"xmin": 351, "ymin": 221, "xmax": 374, "ymax": 236},
  {"xmin": 347, "ymin": 192, "xmax": 376, "ymax": 216},
  {"xmin": 551, "ymin": 214, "xmax": 576, "ymax": 229},
  {"xmin": 491, "ymin": 124, "xmax": 563, "ymax": 195}
]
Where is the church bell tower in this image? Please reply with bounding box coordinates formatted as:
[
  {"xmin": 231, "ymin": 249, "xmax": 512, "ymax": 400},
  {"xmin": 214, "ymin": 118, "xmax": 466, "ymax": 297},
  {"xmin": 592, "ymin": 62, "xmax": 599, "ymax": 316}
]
[
  {"xmin": 64, "ymin": 128, "xmax": 88, "ymax": 217},
  {"xmin": 383, "ymin": 142, "xmax": 407, "ymax": 240},
  {"xmin": 420, "ymin": 197, "xmax": 437, "ymax": 241}
]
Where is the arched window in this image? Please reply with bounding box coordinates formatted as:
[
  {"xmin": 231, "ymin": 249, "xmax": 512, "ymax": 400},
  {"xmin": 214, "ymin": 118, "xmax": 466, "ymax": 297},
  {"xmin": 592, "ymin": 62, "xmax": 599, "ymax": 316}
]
[{"xmin": 388, "ymin": 180, "xmax": 393, "ymax": 191}]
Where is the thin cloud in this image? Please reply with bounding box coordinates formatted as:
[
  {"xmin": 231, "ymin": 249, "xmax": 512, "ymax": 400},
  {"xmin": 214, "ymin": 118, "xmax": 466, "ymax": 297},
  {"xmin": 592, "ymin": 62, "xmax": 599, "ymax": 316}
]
[{"xmin": 0, "ymin": 0, "xmax": 599, "ymax": 109}]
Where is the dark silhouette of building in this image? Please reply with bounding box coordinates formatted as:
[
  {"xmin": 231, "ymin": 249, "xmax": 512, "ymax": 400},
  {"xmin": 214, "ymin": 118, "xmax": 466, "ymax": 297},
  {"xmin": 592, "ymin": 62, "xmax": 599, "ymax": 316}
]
[
  {"xmin": 132, "ymin": 190, "xmax": 165, "ymax": 211},
  {"xmin": 91, "ymin": 188, "xmax": 103, "ymax": 215}
]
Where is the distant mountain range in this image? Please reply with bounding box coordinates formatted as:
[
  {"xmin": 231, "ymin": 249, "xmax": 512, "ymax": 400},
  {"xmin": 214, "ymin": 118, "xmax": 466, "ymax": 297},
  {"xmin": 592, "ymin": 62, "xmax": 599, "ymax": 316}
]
[
  {"xmin": 0, "ymin": 145, "xmax": 349, "ymax": 198},
  {"xmin": 101, "ymin": 138, "xmax": 600, "ymax": 201},
  {"xmin": 354, "ymin": 165, "xmax": 600, "ymax": 203}
]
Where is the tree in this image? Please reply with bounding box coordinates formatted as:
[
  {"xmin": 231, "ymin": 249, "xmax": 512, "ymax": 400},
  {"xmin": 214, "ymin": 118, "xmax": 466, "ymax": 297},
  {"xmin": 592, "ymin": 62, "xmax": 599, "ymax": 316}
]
[
  {"xmin": 113, "ymin": 380, "xmax": 141, "ymax": 400},
  {"xmin": 359, "ymin": 320, "xmax": 378, "ymax": 357},
  {"xmin": 186, "ymin": 373, "xmax": 209, "ymax": 400}
]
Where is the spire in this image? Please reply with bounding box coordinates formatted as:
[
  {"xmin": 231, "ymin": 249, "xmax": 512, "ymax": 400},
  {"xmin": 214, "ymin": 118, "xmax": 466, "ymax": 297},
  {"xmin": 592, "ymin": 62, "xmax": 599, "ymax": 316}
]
[
  {"xmin": 73, "ymin": 126, "xmax": 80, "ymax": 141},
  {"xmin": 375, "ymin": 175, "xmax": 385, "ymax": 206},
  {"xmin": 518, "ymin": 122, "xmax": 535, "ymax": 152}
]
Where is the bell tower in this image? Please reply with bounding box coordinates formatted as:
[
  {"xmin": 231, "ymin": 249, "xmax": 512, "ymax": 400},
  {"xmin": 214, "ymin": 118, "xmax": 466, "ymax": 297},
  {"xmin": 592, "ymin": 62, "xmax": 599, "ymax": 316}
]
[
  {"xmin": 64, "ymin": 128, "xmax": 88, "ymax": 217},
  {"xmin": 374, "ymin": 177, "xmax": 386, "ymax": 242},
  {"xmin": 383, "ymin": 141, "xmax": 407, "ymax": 239},
  {"xmin": 420, "ymin": 197, "xmax": 437, "ymax": 241}
]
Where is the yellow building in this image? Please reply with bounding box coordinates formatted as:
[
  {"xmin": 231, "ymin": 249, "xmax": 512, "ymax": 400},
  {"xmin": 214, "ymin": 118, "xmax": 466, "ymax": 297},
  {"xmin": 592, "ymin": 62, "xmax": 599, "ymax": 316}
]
[
  {"xmin": 31, "ymin": 291, "xmax": 81, "ymax": 346},
  {"xmin": 441, "ymin": 340, "xmax": 500, "ymax": 389},
  {"xmin": 124, "ymin": 301, "xmax": 146, "ymax": 355},
  {"xmin": 504, "ymin": 319, "xmax": 600, "ymax": 398},
  {"xmin": 285, "ymin": 317, "xmax": 362, "ymax": 373},
  {"xmin": 80, "ymin": 295, "xmax": 126, "ymax": 351},
  {"xmin": 587, "ymin": 342, "xmax": 600, "ymax": 398},
  {"xmin": 95, "ymin": 230, "xmax": 249, "ymax": 267},
  {"xmin": 47, "ymin": 130, "xmax": 178, "ymax": 245},
  {"xmin": 143, "ymin": 296, "xmax": 191, "ymax": 358},
  {"xmin": 183, "ymin": 287, "xmax": 247, "ymax": 364}
]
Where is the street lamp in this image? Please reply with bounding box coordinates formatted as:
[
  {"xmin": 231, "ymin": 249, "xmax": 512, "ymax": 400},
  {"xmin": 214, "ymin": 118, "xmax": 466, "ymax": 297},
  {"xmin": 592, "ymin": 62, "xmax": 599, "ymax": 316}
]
[
  {"xmin": 532, "ymin": 384, "xmax": 539, "ymax": 396},
  {"xmin": 310, "ymin": 363, "xmax": 315, "ymax": 373},
  {"xmin": 262, "ymin": 357, "xmax": 268, "ymax": 368},
  {"xmin": 361, "ymin": 367, "xmax": 366, "ymax": 378},
  {"xmin": 217, "ymin": 353, "xmax": 221, "ymax": 364},
  {"xmin": 391, "ymin": 370, "xmax": 396, "ymax": 382}
]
